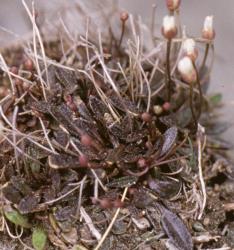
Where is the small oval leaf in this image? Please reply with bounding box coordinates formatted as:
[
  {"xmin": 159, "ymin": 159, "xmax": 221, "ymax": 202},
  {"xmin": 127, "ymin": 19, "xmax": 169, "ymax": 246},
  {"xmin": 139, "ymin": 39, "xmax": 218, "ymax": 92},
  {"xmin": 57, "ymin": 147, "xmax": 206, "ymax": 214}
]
[
  {"xmin": 32, "ymin": 227, "xmax": 47, "ymax": 250},
  {"xmin": 158, "ymin": 204, "xmax": 193, "ymax": 250},
  {"xmin": 209, "ymin": 93, "xmax": 222, "ymax": 106},
  {"xmin": 160, "ymin": 127, "xmax": 178, "ymax": 156},
  {"xmin": 4, "ymin": 207, "xmax": 31, "ymax": 228},
  {"xmin": 106, "ymin": 176, "xmax": 138, "ymax": 188}
]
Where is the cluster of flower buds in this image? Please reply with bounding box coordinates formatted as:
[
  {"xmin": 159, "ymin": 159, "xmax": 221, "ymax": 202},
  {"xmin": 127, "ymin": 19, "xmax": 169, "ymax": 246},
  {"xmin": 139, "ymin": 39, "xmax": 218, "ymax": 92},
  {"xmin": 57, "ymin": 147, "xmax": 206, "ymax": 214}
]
[
  {"xmin": 162, "ymin": 15, "xmax": 177, "ymax": 39},
  {"xmin": 202, "ymin": 16, "xmax": 215, "ymax": 40},
  {"xmin": 182, "ymin": 38, "xmax": 198, "ymax": 62},
  {"xmin": 177, "ymin": 56, "xmax": 197, "ymax": 84},
  {"xmin": 166, "ymin": 0, "xmax": 181, "ymax": 11}
]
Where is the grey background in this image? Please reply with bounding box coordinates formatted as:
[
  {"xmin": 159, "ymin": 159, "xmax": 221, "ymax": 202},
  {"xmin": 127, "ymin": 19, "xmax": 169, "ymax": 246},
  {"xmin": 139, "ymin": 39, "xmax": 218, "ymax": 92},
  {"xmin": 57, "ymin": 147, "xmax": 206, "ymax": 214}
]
[{"xmin": 0, "ymin": 0, "xmax": 233, "ymax": 157}]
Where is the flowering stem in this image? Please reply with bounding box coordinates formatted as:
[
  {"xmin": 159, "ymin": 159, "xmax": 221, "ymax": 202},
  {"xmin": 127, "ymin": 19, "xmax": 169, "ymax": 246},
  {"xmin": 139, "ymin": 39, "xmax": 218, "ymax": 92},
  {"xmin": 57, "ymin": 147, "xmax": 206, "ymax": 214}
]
[
  {"xmin": 200, "ymin": 43, "xmax": 209, "ymax": 70},
  {"xmin": 194, "ymin": 64, "xmax": 203, "ymax": 120},
  {"xmin": 189, "ymin": 82, "xmax": 197, "ymax": 128},
  {"xmin": 166, "ymin": 39, "xmax": 172, "ymax": 101},
  {"xmin": 118, "ymin": 20, "xmax": 126, "ymax": 48}
]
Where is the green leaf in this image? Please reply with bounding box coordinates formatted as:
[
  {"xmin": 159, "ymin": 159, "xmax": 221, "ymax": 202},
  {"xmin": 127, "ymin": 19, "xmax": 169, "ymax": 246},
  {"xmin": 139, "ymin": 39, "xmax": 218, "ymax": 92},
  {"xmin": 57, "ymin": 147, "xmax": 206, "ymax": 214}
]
[
  {"xmin": 209, "ymin": 93, "xmax": 222, "ymax": 106},
  {"xmin": 32, "ymin": 227, "xmax": 47, "ymax": 250},
  {"xmin": 4, "ymin": 208, "xmax": 31, "ymax": 228}
]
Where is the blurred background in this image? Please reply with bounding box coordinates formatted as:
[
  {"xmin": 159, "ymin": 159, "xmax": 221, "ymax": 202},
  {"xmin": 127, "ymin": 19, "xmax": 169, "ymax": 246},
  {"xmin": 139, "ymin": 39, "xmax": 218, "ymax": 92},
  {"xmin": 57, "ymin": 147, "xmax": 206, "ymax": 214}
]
[{"xmin": 0, "ymin": 0, "xmax": 233, "ymax": 157}]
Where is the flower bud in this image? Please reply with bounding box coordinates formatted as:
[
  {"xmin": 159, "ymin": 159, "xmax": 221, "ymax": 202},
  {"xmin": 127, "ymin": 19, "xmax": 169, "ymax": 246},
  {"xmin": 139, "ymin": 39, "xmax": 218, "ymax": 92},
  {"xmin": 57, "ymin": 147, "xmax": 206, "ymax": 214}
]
[
  {"xmin": 137, "ymin": 158, "xmax": 147, "ymax": 168},
  {"xmin": 24, "ymin": 58, "xmax": 34, "ymax": 71},
  {"xmin": 162, "ymin": 102, "xmax": 171, "ymax": 111},
  {"xmin": 81, "ymin": 134, "xmax": 92, "ymax": 147},
  {"xmin": 202, "ymin": 16, "xmax": 215, "ymax": 40},
  {"xmin": 79, "ymin": 154, "xmax": 88, "ymax": 167},
  {"xmin": 166, "ymin": 0, "xmax": 181, "ymax": 11},
  {"xmin": 162, "ymin": 15, "xmax": 177, "ymax": 39},
  {"xmin": 120, "ymin": 11, "xmax": 129, "ymax": 22},
  {"xmin": 177, "ymin": 56, "xmax": 197, "ymax": 83},
  {"xmin": 182, "ymin": 38, "xmax": 198, "ymax": 62},
  {"xmin": 153, "ymin": 105, "xmax": 163, "ymax": 115},
  {"xmin": 10, "ymin": 66, "xmax": 18, "ymax": 75},
  {"xmin": 141, "ymin": 112, "xmax": 152, "ymax": 122},
  {"xmin": 99, "ymin": 198, "xmax": 112, "ymax": 209}
]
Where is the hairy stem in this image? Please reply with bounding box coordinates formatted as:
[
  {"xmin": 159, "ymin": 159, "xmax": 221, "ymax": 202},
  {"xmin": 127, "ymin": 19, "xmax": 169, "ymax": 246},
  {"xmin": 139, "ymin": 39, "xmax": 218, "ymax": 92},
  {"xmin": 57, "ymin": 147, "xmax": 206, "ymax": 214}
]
[
  {"xmin": 118, "ymin": 21, "xmax": 126, "ymax": 48},
  {"xmin": 194, "ymin": 64, "xmax": 203, "ymax": 120},
  {"xmin": 166, "ymin": 39, "xmax": 172, "ymax": 101},
  {"xmin": 200, "ymin": 43, "xmax": 209, "ymax": 71},
  {"xmin": 189, "ymin": 82, "xmax": 198, "ymax": 128}
]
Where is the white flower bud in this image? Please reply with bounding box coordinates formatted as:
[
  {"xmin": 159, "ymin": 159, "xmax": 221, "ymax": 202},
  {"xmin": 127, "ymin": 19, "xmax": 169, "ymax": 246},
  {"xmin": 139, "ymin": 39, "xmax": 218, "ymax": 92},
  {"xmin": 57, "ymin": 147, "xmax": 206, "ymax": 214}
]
[
  {"xmin": 162, "ymin": 15, "xmax": 177, "ymax": 39},
  {"xmin": 177, "ymin": 56, "xmax": 197, "ymax": 83},
  {"xmin": 182, "ymin": 38, "xmax": 198, "ymax": 62},
  {"xmin": 166, "ymin": 0, "xmax": 181, "ymax": 11},
  {"xmin": 202, "ymin": 16, "xmax": 215, "ymax": 40}
]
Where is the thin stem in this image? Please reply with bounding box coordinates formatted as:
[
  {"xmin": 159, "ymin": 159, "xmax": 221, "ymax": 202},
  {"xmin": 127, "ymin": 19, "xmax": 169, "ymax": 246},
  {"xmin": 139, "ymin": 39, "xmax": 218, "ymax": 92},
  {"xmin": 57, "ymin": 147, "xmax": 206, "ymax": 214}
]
[
  {"xmin": 75, "ymin": 175, "xmax": 87, "ymax": 219},
  {"xmin": 189, "ymin": 82, "xmax": 198, "ymax": 128},
  {"xmin": 166, "ymin": 39, "xmax": 172, "ymax": 101},
  {"xmin": 150, "ymin": 4, "xmax": 157, "ymax": 38},
  {"xmin": 118, "ymin": 20, "xmax": 126, "ymax": 48},
  {"xmin": 194, "ymin": 64, "xmax": 203, "ymax": 120},
  {"xmin": 200, "ymin": 43, "xmax": 209, "ymax": 71}
]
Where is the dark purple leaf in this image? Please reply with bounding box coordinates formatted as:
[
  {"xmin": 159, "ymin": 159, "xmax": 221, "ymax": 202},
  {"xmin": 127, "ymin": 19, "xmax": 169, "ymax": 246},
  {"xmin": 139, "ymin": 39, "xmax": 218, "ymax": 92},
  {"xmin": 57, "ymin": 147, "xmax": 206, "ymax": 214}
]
[
  {"xmin": 105, "ymin": 145, "xmax": 125, "ymax": 165},
  {"xmin": 158, "ymin": 204, "xmax": 193, "ymax": 250},
  {"xmin": 72, "ymin": 138, "xmax": 103, "ymax": 160},
  {"xmin": 109, "ymin": 94, "xmax": 140, "ymax": 115},
  {"xmin": 48, "ymin": 154, "xmax": 79, "ymax": 169},
  {"xmin": 73, "ymin": 96, "xmax": 93, "ymax": 121},
  {"xmin": 54, "ymin": 206, "xmax": 74, "ymax": 221},
  {"xmin": 55, "ymin": 67, "xmax": 78, "ymax": 94},
  {"xmin": 160, "ymin": 127, "xmax": 178, "ymax": 156},
  {"xmin": 2, "ymin": 184, "xmax": 22, "ymax": 204},
  {"xmin": 53, "ymin": 130, "xmax": 70, "ymax": 148},
  {"xmin": 50, "ymin": 104, "xmax": 80, "ymax": 136},
  {"xmin": 11, "ymin": 176, "xmax": 33, "ymax": 196},
  {"xmin": 106, "ymin": 176, "xmax": 138, "ymax": 188},
  {"xmin": 30, "ymin": 101, "xmax": 50, "ymax": 114},
  {"xmin": 18, "ymin": 193, "xmax": 41, "ymax": 214},
  {"xmin": 148, "ymin": 176, "xmax": 181, "ymax": 199},
  {"xmin": 133, "ymin": 189, "xmax": 154, "ymax": 209},
  {"xmin": 89, "ymin": 95, "xmax": 108, "ymax": 120}
]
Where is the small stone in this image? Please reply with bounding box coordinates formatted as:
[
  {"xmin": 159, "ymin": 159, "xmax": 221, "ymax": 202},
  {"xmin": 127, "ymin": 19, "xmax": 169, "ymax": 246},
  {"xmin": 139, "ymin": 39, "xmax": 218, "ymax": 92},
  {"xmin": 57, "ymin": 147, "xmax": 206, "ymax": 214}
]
[
  {"xmin": 203, "ymin": 217, "xmax": 210, "ymax": 226},
  {"xmin": 132, "ymin": 217, "xmax": 150, "ymax": 230}
]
